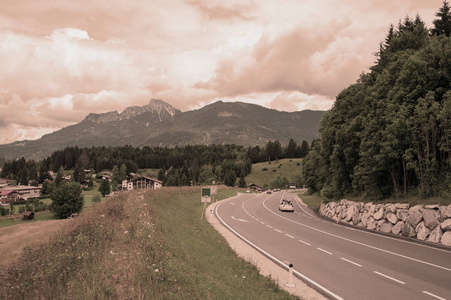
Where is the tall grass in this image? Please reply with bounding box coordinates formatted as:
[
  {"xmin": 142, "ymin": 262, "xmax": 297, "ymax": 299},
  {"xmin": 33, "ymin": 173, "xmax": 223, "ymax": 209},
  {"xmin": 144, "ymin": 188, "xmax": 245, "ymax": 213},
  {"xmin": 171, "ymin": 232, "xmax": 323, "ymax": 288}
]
[{"xmin": 0, "ymin": 187, "xmax": 297, "ymax": 299}]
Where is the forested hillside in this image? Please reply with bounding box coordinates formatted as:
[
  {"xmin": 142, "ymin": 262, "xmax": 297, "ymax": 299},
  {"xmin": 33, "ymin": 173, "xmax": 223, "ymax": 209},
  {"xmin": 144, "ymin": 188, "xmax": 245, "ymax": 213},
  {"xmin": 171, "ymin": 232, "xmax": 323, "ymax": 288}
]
[
  {"xmin": 0, "ymin": 139, "xmax": 309, "ymax": 187},
  {"xmin": 303, "ymin": 2, "xmax": 451, "ymax": 200}
]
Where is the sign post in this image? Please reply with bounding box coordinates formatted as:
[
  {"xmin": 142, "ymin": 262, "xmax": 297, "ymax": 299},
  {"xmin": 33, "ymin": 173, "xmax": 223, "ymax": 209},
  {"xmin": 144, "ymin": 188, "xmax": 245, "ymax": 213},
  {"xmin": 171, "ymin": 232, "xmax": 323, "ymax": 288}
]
[{"xmin": 201, "ymin": 187, "xmax": 211, "ymax": 220}]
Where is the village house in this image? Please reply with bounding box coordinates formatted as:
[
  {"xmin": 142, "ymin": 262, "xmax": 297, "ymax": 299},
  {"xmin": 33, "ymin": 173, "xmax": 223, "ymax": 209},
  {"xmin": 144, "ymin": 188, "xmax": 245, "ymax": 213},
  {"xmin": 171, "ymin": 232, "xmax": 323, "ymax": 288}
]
[
  {"xmin": 0, "ymin": 178, "xmax": 12, "ymax": 187},
  {"xmin": 122, "ymin": 176, "xmax": 162, "ymax": 191},
  {"xmin": 0, "ymin": 186, "xmax": 41, "ymax": 204}
]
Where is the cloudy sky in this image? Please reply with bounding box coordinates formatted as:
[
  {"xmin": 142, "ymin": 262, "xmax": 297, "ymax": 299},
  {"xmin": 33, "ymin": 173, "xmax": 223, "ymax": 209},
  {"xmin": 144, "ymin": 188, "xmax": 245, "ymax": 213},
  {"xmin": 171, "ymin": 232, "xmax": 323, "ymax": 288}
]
[{"xmin": 0, "ymin": 0, "xmax": 444, "ymax": 144}]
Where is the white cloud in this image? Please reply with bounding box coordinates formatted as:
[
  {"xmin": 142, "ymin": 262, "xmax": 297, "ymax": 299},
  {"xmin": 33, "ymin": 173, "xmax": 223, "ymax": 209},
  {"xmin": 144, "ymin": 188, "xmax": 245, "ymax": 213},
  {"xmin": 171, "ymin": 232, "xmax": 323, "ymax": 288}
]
[{"xmin": 48, "ymin": 28, "xmax": 92, "ymax": 41}]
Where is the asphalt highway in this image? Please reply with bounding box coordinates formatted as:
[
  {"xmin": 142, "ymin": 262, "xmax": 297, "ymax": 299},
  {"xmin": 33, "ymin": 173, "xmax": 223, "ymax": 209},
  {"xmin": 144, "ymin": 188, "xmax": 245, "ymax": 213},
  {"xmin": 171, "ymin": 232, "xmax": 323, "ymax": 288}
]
[{"xmin": 215, "ymin": 191, "xmax": 451, "ymax": 300}]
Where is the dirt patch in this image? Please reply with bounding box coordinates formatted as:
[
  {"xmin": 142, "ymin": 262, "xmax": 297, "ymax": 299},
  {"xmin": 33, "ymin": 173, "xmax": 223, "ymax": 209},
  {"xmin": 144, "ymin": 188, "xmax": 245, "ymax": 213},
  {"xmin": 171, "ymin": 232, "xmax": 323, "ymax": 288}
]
[{"xmin": 0, "ymin": 219, "xmax": 67, "ymax": 268}]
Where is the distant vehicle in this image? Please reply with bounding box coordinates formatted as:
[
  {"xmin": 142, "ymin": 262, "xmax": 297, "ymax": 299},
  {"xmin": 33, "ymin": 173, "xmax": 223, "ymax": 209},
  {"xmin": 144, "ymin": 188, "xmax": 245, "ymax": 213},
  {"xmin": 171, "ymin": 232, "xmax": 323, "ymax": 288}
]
[
  {"xmin": 266, "ymin": 190, "xmax": 272, "ymax": 194},
  {"xmin": 246, "ymin": 190, "xmax": 251, "ymax": 193},
  {"xmin": 279, "ymin": 199, "xmax": 294, "ymax": 212}
]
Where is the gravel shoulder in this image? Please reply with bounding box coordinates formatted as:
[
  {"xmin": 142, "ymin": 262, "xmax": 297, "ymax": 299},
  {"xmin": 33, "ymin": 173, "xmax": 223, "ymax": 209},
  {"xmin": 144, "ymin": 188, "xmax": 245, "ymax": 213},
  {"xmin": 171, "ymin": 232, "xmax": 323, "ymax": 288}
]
[{"xmin": 206, "ymin": 195, "xmax": 326, "ymax": 300}]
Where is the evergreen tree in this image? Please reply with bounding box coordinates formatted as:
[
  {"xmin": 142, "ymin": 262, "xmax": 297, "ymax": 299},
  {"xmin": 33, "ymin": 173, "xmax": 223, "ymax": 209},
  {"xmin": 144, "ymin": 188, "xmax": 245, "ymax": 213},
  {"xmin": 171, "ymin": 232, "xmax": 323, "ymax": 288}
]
[
  {"xmin": 432, "ymin": 0, "xmax": 451, "ymax": 36},
  {"xmin": 285, "ymin": 139, "xmax": 297, "ymax": 158},
  {"xmin": 238, "ymin": 176, "xmax": 246, "ymax": 188},
  {"xmin": 98, "ymin": 179, "xmax": 111, "ymax": 197}
]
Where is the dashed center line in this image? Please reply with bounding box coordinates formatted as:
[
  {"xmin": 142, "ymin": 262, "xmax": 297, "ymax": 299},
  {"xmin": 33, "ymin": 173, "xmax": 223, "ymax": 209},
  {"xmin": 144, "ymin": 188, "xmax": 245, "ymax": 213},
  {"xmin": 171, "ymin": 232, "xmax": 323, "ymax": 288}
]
[
  {"xmin": 299, "ymin": 239, "xmax": 311, "ymax": 246},
  {"xmin": 317, "ymin": 248, "xmax": 333, "ymax": 255},
  {"xmin": 340, "ymin": 257, "xmax": 362, "ymax": 267},
  {"xmin": 275, "ymin": 229, "xmax": 282, "ymax": 233},
  {"xmin": 266, "ymin": 225, "xmax": 273, "ymax": 229},
  {"xmin": 422, "ymin": 290, "xmax": 446, "ymax": 300},
  {"xmin": 285, "ymin": 234, "xmax": 295, "ymax": 239},
  {"xmin": 373, "ymin": 271, "xmax": 405, "ymax": 284}
]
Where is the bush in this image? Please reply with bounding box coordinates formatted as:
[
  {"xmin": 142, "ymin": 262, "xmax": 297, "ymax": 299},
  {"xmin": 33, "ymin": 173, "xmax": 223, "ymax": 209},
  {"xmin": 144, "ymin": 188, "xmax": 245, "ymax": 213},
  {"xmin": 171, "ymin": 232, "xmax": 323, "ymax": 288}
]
[
  {"xmin": 92, "ymin": 195, "xmax": 101, "ymax": 203},
  {"xmin": 0, "ymin": 207, "xmax": 10, "ymax": 216},
  {"xmin": 262, "ymin": 167, "xmax": 268, "ymax": 171},
  {"xmin": 320, "ymin": 186, "xmax": 335, "ymax": 200}
]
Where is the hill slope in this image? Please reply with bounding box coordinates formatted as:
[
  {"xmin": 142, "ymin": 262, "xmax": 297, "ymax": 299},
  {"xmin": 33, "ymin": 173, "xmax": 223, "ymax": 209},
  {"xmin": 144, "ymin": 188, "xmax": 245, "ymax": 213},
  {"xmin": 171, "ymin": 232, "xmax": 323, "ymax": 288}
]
[{"xmin": 0, "ymin": 100, "xmax": 325, "ymax": 160}]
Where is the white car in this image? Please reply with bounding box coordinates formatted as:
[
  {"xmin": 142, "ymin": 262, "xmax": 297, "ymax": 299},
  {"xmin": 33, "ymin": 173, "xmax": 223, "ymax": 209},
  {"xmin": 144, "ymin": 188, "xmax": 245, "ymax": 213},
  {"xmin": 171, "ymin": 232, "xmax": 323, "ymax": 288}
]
[{"xmin": 279, "ymin": 200, "xmax": 294, "ymax": 212}]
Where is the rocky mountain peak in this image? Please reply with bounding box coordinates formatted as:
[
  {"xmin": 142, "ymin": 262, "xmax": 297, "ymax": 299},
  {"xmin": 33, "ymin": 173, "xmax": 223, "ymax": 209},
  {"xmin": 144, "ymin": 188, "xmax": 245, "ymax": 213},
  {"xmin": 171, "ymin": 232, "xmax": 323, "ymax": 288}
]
[
  {"xmin": 82, "ymin": 99, "xmax": 180, "ymax": 124},
  {"xmin": 82, "ymin": 111, "xmax": 120, "ymax": 123}
]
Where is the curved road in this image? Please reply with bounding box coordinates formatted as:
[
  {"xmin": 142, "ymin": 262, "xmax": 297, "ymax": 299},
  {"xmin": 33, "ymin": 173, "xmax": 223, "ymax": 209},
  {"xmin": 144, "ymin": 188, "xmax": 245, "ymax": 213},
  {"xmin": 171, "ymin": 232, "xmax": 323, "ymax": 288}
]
[{"xmin": 215, "ymin": 191, "xmax": 451, "ymax": 300}]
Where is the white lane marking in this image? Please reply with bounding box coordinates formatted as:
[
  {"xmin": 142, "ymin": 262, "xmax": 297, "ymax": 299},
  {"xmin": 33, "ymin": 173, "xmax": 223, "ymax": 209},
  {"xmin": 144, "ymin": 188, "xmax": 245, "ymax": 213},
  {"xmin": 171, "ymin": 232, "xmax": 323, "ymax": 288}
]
[
  {"xmin": 231, "ymin": 216, "xmax": 249, "ymax": 222},
  {"xmin": 267, "ymin": 225, "xmax": 273, "ymax": 229},
  {"xmin": 299, "ymin": 239, "xmax": 311, "ymax": 246},
  {"xmin": 215, "ymin": 201, "xmax": 344, "ymax": 300},
  {"xmin": 261, "ymin": 222, "xmax": 265, "ymax": 225},
  {"xmin": 229, "ymin": 202, "xmax": 236, "ymax": 205},
  {"xmin": 275, "ymin": 229, "xmax": 283, "ymax": 233},
  {"xmin": 285, "ymin": 234, "xmax": 295, "ymax": 239},
  {"xmin": 340, "ymin": 257, "xmax": 362, "ymax": 267},
  {"xmin": 373, "ymin": 271, "xmax": 405, "ymax": 284},
  {"xmin": 261, "ymin": 198, "xmax": 451, "ymax": 272},
  {"xmin": 422, "ymin": 291, "xmax": 447, "ymax": 300},
  {"xmin": 317, "ymin": 248, "xmax": 333, "ymax": 255}
]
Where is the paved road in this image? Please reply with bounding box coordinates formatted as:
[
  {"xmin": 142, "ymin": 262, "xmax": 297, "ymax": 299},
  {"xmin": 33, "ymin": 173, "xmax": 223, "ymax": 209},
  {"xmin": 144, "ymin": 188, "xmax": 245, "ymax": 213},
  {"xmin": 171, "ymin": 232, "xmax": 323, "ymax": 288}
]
[{"xmin": 215, "ymin": 191, "xmax": 451, "ymax": 300}]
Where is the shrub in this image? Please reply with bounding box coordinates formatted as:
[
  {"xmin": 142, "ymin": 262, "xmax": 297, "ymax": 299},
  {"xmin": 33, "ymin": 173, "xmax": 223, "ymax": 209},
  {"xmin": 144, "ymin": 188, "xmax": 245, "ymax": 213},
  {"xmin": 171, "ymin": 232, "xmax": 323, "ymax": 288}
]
[
  {"xmin": 262, "ymin": 167, "xmax": 268, "ymax": 171},
  {"xmin": 92, "ymin": 195, "xmax": 101, "ymax": 203}
]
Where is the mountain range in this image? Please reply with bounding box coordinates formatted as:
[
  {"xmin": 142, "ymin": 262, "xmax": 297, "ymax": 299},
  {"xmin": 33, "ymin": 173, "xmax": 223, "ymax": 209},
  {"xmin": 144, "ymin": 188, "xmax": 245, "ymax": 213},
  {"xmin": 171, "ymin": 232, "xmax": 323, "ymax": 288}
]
[{"xmin": 0, "ymin": 99, "xmax": 326, "ymax": 160}]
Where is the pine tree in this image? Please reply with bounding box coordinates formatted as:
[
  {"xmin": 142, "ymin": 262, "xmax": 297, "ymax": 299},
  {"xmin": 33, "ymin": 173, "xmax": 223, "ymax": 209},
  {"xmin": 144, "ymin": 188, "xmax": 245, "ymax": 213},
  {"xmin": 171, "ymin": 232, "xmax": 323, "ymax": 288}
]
[{"xmin": 431, "ymin": 0, "xmax": 451, "ymax": 36}]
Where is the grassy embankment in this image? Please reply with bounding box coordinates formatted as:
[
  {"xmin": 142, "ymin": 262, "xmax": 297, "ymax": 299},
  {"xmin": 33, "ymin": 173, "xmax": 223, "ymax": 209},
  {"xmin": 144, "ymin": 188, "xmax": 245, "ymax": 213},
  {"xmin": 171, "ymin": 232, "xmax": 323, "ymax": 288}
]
[
  {"xmin": 245, "ymin": 158, "xmax": 303, "ymax": 188},
  {"xmin": 0, "ymin": 186, "xmax": 298, "ymax": 299}
]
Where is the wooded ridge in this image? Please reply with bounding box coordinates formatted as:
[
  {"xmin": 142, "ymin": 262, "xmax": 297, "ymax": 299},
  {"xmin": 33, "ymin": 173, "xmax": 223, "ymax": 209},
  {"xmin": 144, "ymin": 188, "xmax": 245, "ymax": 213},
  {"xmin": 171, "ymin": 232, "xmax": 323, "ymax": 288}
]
[{"xmin": 303, "ymin": 2, "xmax": 451, "ymax": 200}]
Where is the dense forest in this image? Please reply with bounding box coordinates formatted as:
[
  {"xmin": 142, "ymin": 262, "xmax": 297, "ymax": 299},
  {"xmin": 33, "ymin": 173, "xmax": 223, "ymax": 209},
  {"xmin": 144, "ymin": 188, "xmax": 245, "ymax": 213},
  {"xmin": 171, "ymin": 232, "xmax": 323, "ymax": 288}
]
[
  {"xmin": 0, "ymin": 139, "xmax": 310, "ymax": 187},
  {"xmin": 303, "ymin": 2, "xmax": 451, "ymax": 200}
]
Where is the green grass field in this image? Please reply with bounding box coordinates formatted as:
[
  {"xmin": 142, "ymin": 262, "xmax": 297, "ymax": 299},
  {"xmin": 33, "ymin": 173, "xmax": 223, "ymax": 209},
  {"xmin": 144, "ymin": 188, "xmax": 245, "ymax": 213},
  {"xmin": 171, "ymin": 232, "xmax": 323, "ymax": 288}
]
[{"xmin": 245, "ymin": 158, "xmax": 303, "ymax": 188}]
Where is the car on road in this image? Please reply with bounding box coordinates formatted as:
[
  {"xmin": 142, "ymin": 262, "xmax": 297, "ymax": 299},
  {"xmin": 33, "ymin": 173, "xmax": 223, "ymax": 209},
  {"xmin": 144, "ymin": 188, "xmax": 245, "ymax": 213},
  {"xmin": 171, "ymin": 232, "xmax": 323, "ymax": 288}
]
[
  {"xmin": 266, "ymin": 190, "xmax": 272, "ymax": 194},
  {"xmin": 279, "ymin": 199, "xmax": 294, "ymax": 212}
]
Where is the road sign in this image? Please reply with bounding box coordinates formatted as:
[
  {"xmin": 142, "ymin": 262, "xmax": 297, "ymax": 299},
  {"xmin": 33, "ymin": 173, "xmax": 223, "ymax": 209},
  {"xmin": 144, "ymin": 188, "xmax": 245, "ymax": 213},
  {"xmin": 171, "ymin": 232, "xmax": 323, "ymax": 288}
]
[{"xmin": 201, "ymin": 187, "xmax": 211, "ymax": 202}]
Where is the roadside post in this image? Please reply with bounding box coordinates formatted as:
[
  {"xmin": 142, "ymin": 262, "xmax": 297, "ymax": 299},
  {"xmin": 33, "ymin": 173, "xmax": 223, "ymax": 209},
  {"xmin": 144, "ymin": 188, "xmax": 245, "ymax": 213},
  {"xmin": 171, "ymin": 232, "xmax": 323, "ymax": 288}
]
[
  {"xmin": 200, "ymin": 187, "xmax": 211, "ymax": 221},
  {"xmin": 285, "ymin": 263, "xmax": 295, "ymax": 288},
  {"xmin": 211, "ymin": 181, "xmax": 217, "ymax": 203}
]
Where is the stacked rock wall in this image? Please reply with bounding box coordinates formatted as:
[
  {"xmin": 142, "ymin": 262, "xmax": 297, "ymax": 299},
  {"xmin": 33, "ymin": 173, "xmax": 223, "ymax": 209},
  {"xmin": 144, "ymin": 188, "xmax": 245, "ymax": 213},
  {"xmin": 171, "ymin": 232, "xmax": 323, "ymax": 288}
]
[{"xmin": 319, "ymin": 200, "xmax": 451, "ymax": 247}]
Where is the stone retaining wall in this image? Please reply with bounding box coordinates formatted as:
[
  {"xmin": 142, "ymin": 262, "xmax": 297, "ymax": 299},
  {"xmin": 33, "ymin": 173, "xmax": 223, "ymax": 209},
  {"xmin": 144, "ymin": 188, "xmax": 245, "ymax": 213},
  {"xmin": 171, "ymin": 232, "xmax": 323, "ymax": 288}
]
[{"xmin": 319, "ymin": 200, "xmax": 451, "ymax": 247}]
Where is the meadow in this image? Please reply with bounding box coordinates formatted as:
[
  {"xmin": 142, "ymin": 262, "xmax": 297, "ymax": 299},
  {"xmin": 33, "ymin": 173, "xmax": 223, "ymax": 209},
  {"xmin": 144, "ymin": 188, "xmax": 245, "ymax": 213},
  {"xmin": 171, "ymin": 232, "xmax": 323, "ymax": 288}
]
[{"xmin": 245, "ymin": 158, "xmax": 303, "ymax": 188}]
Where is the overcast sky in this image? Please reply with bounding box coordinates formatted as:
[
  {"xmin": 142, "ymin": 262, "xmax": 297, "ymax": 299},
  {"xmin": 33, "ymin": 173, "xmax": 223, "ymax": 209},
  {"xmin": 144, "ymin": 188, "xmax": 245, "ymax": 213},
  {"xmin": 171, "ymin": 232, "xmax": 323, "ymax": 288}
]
[{"xmin": 0, "ymin": 0, "xmax": 444, "ymax": 144}]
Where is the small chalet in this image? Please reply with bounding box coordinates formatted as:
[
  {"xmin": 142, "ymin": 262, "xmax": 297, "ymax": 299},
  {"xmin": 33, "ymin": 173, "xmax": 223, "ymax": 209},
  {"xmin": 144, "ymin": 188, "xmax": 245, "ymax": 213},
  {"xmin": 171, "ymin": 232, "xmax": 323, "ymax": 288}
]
[
  {"xmin": 247, "ymin": 183, "xmax": 262, "ymax": 191},
  {"xmin": 23, "ymin": 211, "xmax": 35, "ymax": 220},
  {"xmin": 122, "ymin": 176, "xmax": 162, "ymax": 191},
  {"xmin": 96, "ymin": 171, "xmax": 112, "ymax": 181}
]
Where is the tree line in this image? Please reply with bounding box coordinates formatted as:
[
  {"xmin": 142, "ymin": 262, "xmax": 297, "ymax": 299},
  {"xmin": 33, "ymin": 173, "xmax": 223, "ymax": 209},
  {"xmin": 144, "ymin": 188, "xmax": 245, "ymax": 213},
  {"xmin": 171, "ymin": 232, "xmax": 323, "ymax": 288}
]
[
  {"xmin": 303, "ymin": 1, "xmax": 451, "ymax": 200},
  {"xmin": 1, "ymin": 138, "xmax": 310, "ymax": 187}
]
